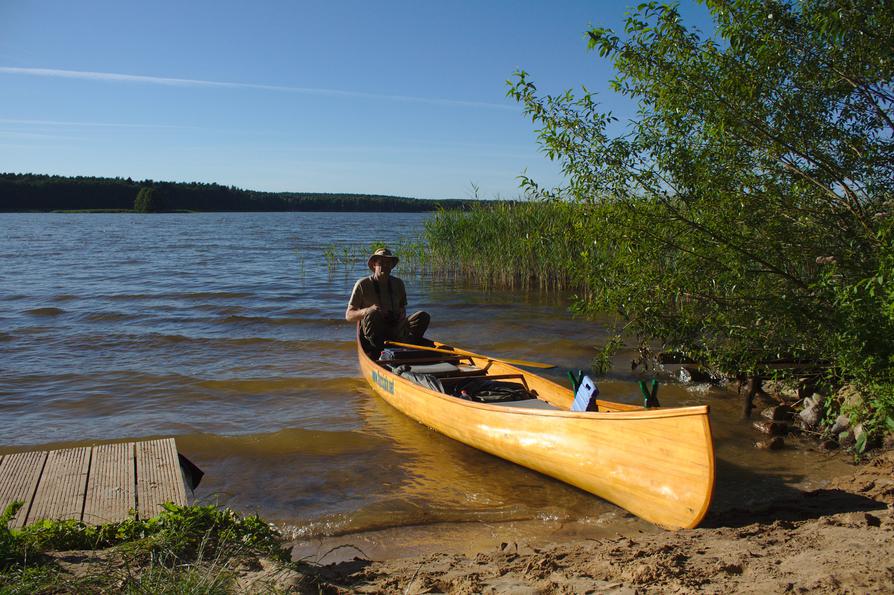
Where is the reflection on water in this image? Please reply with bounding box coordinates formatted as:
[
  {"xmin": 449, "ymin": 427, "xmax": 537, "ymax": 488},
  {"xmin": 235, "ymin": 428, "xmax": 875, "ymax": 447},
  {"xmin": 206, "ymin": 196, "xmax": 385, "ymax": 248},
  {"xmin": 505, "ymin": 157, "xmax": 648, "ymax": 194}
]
[{"xmin": 0, "ymin": 212, "xmax": 852, "ymax": 538}]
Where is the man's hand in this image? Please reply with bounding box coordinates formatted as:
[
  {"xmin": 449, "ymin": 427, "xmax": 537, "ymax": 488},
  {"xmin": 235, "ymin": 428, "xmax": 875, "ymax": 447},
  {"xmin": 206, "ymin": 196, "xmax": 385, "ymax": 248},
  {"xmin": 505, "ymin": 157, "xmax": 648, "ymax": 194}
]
[{"xmin": 345, "ymin": 303, "xmax": 379, "ymax": 322}]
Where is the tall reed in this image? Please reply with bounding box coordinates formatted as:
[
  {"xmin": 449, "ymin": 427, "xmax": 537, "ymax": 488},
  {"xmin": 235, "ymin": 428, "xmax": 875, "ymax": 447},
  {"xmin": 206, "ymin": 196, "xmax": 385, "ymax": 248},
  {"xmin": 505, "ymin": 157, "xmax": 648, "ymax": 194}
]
[{"xmin": 421, "ymin": 200, "xmax": 588, "ymax": 292}]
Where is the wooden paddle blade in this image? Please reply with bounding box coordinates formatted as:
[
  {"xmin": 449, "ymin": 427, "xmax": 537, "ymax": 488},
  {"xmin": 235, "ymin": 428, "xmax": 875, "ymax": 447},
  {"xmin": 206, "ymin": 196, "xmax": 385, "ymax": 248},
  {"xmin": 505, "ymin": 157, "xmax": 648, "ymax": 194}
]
[{"xmin": 383, "ymin": 341, "xmax": 555, "ymax": 369}]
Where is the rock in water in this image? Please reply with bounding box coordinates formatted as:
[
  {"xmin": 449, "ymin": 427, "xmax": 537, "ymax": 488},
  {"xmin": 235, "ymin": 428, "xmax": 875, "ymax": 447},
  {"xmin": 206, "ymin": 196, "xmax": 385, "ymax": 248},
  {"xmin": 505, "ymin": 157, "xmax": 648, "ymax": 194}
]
[
  {"xmin": 677, "ymin": 366, "xmax": 712, "ymax": 383},
  {"xmin": 755, "ymin": 436, "xmax": 785, "ymax": 450},
  {"xmin": 761, "ymin": 405, "xmax": 795, "ymax": 422},
  {"xmin": 753, "ymin": 420, "xmax": 788, "ymax": 436}
]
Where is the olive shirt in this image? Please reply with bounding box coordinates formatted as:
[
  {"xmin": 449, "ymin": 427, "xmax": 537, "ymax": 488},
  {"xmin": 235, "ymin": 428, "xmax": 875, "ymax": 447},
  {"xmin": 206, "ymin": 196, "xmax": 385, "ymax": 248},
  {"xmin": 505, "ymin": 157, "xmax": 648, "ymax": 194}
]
[{"xmin": 348, "ymin": 275, "xmax": 407, "ymax": 316}]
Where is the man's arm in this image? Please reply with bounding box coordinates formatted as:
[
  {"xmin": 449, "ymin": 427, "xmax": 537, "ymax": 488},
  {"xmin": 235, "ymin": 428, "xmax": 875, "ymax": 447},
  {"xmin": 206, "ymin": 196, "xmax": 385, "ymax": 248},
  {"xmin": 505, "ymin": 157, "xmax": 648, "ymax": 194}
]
[
  {"xmin": 345, "ymin": 303, "xmax": 379, "ymax": 322},
  {"xmin": 346, "ymin": 278, "xmax": 377, "ymax": 322}
]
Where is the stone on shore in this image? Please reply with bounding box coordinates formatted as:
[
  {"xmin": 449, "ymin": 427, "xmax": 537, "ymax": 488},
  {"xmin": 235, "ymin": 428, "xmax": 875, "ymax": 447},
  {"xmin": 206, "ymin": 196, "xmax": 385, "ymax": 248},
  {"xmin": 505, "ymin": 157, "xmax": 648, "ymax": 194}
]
[
  {"xmin": 798, "ymin": 393, "xmax": 824, "ymax": 430},
  {"xmin": 838, "ymin": 430, "xmax": 855, "ymax": 448},
  {"xmin": 829, "ymin": 414, "xmax": 851, "ymax": 436}
]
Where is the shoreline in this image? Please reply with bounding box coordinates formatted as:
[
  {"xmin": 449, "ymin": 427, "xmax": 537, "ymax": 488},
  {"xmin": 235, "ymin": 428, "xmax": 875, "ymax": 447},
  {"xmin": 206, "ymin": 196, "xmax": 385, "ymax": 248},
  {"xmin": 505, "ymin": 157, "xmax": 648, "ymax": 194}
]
[
  {"xmin": 295, "ymin": 450, "xmax": 893, "ymax": 593},
  {"xmin": 13, "ymin": 449, "xmax": 893, "ymax": 592}
]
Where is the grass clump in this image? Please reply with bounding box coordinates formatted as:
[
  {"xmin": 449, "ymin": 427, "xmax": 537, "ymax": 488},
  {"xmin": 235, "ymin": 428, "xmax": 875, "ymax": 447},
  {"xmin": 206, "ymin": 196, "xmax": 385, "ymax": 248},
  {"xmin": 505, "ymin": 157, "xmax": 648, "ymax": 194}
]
[{"xmin": 0, "ymin": 501, "xmax": 302, "ymax": 594}]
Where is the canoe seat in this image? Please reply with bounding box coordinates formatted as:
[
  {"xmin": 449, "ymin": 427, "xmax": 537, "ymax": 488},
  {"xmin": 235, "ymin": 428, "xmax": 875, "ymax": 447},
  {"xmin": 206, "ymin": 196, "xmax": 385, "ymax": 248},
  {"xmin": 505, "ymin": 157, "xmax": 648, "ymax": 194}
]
[
  {"xmin": 393, "ymin": 362, "xmax": 460, "ymax": 376},
  {"xmin": 389, "ymin": 362, "xmax": 482, "ymax": 377}
]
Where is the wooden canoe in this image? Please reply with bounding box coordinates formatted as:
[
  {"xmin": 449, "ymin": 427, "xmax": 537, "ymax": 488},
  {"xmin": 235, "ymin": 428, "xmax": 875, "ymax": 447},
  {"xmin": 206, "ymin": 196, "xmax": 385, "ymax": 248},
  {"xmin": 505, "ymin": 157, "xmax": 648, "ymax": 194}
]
[{"xmin": 358, "ymin": 336, "xmax": 714, "ymax": 529}]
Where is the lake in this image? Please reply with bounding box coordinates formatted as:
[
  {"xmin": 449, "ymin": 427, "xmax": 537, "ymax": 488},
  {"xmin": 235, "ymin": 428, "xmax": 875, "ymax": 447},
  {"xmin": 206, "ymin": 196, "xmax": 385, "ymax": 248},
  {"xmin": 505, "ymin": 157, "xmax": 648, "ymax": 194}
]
[{"xmin": 0, "ymin": 212, "xmax": 850, "ymax": 542}]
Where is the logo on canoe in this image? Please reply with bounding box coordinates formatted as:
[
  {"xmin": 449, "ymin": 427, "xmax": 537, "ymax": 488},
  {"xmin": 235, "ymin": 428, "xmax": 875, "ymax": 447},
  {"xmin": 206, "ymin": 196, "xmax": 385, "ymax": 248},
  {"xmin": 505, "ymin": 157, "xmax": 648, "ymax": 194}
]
[{"xmin": 371, "ymin": 370, "xmax": 394, "ymax": 394}]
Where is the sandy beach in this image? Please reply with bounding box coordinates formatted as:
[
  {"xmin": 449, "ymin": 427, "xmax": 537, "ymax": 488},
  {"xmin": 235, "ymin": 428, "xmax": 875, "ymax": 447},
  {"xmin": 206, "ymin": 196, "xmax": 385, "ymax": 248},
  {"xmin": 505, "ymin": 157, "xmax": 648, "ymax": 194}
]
[{"xmin": 276, "ymin": 450, "xmax": 894, "ymax": 593}]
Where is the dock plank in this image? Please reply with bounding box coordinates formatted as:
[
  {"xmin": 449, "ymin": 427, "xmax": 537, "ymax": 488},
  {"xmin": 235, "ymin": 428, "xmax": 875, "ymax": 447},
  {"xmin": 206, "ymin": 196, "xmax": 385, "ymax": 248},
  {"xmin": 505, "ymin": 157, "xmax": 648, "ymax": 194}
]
[
  {"xmin": 0, "ymin": 450, "xmax": 48, "ymax": 528},
  {"xmin": 83, "ymin": 442, "xmax": 136, "ymax": 525},
  {"xmin": 27, "ymin": 447, "xmax": 91, "ymax": 524},
  {"xmin": 136, "ymin": 438, "xmax": 186, "ymax": 518},
  {"xmin": 1, "ymin": 439, "xmax": 189, "ymax": 527}
]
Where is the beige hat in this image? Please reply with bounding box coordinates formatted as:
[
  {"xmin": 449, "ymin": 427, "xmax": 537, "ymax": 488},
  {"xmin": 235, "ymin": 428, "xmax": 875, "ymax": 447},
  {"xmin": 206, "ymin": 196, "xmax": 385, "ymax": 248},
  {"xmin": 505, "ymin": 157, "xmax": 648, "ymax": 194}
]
[{"xmin": 367, "ymin": 247, "xmax": 399, "ymax": 271}]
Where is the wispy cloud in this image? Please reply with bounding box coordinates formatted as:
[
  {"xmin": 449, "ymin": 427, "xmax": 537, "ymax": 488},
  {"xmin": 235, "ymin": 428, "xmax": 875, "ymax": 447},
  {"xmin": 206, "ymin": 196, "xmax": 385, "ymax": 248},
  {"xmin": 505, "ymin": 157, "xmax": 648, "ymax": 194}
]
[
  {"xmin": 0, "ymin": 66, "xmax": 518, "ymax": 111},
  {"xmin": 0, "ymin": 130, "xmax": 84, "ymax": 141},
  {"xmin": 0, "ymin": 117, "xmax": 189, "ymax": 129}
]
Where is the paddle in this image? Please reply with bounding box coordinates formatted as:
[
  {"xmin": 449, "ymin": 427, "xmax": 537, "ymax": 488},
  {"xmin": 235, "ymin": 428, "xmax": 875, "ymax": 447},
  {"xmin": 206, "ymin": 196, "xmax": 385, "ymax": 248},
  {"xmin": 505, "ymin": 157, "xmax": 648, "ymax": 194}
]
[{"xmin": 384, "ymin": 340, "xmax": 555, "ymax": 369}]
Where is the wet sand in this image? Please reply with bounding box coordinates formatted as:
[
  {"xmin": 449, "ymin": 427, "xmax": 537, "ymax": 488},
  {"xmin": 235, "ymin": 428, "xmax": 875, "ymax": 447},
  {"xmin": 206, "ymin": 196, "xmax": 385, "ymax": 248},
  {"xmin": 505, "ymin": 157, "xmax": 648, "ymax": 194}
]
[{"xmin": 287, "ymin": 450, "xmax": 894, "ymax": 593}]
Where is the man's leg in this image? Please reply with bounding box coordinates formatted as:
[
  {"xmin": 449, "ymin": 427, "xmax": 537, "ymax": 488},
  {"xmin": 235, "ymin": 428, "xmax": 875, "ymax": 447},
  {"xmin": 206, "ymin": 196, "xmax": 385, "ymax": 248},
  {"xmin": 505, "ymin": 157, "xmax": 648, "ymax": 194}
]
[
  {"xmin": 361, "ymin": 309, "xmax": 387, "ymax": 351},
  {"xmin": 386, "ymin": 317, "xmax": 411, "ymax": 344},
  {"xmin": 406, "ymin": 311, "xmax": 431, "ymax": 342}
]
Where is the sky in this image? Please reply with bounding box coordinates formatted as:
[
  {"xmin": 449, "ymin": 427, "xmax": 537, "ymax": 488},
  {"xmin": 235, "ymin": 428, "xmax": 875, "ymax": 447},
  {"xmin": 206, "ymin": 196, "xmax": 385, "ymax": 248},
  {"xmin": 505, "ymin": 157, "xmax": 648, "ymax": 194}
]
[{"xmin": 0, "ymin": 1, "xmax": 715, "ymax": 199}]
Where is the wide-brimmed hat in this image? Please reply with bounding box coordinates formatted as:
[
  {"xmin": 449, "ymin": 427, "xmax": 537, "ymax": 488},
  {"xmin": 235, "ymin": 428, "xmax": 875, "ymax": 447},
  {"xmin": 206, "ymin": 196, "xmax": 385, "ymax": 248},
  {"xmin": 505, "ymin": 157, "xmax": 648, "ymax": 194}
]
[{"xmin": 367, "ymin": 247, "xmax": 399, "ymax": 271}]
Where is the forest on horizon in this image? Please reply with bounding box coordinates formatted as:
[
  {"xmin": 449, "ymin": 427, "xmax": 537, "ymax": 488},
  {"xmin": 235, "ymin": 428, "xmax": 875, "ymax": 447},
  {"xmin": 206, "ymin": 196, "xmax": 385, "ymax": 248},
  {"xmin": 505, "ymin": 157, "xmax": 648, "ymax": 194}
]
[{"xmin": 0, "ymin": 173, "xmax": 476, "ymax": 212}]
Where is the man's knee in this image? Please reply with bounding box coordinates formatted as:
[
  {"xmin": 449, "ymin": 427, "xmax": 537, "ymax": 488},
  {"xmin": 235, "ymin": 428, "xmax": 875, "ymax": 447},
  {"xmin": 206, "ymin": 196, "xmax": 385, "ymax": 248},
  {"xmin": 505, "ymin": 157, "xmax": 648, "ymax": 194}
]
[
  {"xmin": 362, "ymin": 309, "xmax": 385, "ymax": 325},
  {"xmin": 361, "ymin": 309, "xmax": 386, "ymax": 339},
  {"xmin": 407, "ymin": 310, "xmax": 430, "ymax": 338}
]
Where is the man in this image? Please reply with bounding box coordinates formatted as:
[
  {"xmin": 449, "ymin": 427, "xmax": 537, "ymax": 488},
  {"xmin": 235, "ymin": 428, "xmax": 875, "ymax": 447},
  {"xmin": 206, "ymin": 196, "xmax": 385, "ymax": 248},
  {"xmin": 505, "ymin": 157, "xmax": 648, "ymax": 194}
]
[{"xmin": 346, "ymin": 247, "xmax": 430, "ymax": 351}]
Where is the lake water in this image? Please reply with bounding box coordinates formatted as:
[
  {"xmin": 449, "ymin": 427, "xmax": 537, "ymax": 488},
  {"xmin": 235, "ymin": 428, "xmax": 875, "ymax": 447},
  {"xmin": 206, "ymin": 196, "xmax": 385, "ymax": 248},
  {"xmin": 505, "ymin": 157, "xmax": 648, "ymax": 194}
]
[{"xmin": 0, "ymin": 212, "xmax": 850, "ymax": 541}]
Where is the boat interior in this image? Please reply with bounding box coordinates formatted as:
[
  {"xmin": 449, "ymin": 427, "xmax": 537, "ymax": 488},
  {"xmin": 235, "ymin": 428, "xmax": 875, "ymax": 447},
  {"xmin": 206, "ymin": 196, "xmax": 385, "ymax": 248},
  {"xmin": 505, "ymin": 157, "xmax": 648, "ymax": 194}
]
[{"xmin": 369, "ymin": 342, "xmax": 563, "ymax": 410}]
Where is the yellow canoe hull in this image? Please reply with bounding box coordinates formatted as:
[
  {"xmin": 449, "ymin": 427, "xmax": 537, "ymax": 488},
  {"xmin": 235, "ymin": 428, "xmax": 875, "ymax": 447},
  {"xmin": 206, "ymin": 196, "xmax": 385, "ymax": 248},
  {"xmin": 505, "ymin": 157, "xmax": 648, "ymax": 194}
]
[{"xmin": 358, "ymin": 337, "xmax": 714, "ymax": 529}]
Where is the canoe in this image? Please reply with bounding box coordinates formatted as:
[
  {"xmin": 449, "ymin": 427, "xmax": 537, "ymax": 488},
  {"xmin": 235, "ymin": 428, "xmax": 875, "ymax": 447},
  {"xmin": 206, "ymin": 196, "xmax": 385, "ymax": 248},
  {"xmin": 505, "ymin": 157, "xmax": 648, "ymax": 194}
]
[{"xmin": 357, "ymin": 335, "xmax": 714, "ymax": 529}]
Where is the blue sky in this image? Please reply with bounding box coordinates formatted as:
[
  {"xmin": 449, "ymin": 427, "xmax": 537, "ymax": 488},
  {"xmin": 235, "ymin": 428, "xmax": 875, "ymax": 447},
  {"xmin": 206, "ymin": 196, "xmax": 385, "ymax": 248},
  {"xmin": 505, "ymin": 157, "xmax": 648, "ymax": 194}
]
[{"xmin": 0, "ymin": 1, "xmax": 714, "ymax": 199}]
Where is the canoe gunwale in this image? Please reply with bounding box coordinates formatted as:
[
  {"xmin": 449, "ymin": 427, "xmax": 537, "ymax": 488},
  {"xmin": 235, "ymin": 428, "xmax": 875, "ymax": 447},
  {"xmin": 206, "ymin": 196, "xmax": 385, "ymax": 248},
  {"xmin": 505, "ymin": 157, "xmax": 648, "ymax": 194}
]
[{"xmin": 361, "ymin": 335, "xmax": 709, "ymax": 420}]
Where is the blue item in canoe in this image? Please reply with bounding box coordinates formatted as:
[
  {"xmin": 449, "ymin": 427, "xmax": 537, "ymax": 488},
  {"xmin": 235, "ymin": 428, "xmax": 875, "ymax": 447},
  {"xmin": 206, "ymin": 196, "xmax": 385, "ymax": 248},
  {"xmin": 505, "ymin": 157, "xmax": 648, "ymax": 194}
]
[{"xmin": 571, "ymin": 375, "xmax": 599, "ymax": 412}]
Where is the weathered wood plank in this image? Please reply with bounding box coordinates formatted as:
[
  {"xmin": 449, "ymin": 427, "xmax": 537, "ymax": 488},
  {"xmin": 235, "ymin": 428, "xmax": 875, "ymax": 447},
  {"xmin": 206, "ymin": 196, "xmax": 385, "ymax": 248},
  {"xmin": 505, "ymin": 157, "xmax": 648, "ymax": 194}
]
[
  {"xmin": 27, "ymin": 447, "xmax": 91, "ymax": 524},
  {"xmin": 136, "ymin": 438, "xmax": 186, "ymax": 518},
  {"xmin": 0, "ymin": 450, "xmax": 48, "ymax": 528},
  {"xmin": 83, "ymin": 442, "xmax": 136, "ymax": 525}
]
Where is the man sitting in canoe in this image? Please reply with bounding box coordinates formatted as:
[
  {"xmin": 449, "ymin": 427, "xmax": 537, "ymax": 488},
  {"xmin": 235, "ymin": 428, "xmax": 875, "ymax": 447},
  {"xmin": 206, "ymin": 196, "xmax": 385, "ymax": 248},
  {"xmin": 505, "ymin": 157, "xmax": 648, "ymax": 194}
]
[{"xmin": 345, "ymin": 247, "xmax": 430, "ymax": 350}]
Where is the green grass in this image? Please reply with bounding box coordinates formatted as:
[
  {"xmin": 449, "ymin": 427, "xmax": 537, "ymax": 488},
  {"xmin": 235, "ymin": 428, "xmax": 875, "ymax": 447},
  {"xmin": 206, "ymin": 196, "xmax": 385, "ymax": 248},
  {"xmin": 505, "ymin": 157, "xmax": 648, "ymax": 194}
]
[{"xmin": 0, "ymin": 502, "xmax": 326, "ymax": 594}]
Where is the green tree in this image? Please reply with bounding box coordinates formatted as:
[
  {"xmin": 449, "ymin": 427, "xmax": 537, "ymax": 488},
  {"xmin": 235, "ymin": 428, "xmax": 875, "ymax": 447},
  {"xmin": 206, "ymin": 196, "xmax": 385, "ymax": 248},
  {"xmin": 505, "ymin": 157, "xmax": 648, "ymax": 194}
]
[
  {"xmin": 508, "ymin": 1, "xmax": 893, "ymax": 411},
  {"xmin": 134, "ymin": 186, "xmax": 165, "ymax": 213}
]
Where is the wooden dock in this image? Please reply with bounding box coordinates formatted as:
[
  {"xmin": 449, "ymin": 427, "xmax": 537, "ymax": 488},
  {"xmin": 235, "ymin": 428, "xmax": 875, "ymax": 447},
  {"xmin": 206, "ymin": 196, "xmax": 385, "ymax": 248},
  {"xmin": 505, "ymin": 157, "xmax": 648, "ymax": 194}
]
[{"xmin": 0, "ymin": 438, "xmax": 187, "ymax": 528}]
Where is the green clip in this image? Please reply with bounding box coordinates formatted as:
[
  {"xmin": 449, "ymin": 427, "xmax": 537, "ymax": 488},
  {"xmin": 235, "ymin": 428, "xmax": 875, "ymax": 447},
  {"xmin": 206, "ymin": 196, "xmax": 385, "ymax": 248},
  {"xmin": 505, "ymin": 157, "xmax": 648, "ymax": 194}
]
[
  {"xmin": 640, "ymin": 379, "xmax": 660, "ymax": 408},
  {"xmin": 569, "ymin": 370, "xmax": 585, "ymax": 392},
  {"xmin": 638, "ymin": 380, "xmax": 650, "ymax": 405}
]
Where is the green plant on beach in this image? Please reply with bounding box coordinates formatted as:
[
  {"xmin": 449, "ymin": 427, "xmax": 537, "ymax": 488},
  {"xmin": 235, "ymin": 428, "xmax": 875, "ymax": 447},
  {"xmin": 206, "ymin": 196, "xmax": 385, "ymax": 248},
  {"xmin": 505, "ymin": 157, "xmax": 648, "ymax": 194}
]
[
  {"xmin": 0, "ymin": 502, "xmax": 293, "ymax": 593},
  {"xmin": 0, "ymin": 502, "xmax": 25, "ymax": 569}
]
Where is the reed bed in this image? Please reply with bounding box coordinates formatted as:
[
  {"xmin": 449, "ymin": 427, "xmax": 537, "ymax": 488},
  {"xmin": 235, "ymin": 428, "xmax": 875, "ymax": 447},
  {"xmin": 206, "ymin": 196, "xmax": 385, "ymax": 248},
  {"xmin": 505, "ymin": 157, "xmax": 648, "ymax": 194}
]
[
  {"xmin": 420, "ymin": 201, "xmax": 587, "ymax": 292},
  {"xmin": 320, "ymin": 201, "xmax": 590, "ymax": 292},
  {"xmin": 322, "ymin": 238, "xmax": 431, "ymax": 277}
]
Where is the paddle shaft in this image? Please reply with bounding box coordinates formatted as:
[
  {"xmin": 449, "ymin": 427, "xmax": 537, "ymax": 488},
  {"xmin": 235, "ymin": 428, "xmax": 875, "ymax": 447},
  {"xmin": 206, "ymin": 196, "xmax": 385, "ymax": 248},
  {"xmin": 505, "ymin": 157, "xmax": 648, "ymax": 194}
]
[{"xmin": 384, "ymin": 341, "xmax": 555, "ymax": 369}]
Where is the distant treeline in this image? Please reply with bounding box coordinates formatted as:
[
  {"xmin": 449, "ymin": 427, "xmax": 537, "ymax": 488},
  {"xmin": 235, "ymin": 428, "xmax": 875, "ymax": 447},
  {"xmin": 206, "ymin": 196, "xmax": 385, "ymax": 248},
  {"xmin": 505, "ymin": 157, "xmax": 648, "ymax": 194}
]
[{"xmin": 0, "ymin": 173, "xmax": 476, "ymax": 212}]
